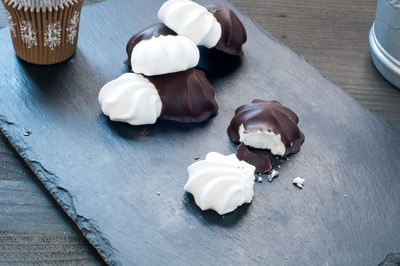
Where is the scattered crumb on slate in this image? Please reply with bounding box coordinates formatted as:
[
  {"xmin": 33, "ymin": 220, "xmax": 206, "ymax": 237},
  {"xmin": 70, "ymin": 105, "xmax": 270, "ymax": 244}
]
[
  {"xmin": 267, "ymin": 169, "xmax": 279, "ymax": 182},
  {"xmin": 292, "ymin": 177, "xmax": 305, "ymax": 188}
]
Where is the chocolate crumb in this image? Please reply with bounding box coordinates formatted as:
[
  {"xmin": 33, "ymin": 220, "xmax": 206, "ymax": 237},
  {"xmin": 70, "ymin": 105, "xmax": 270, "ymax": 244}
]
[
  {"xmin": 236, "ymin": 143, "xmax": 272, "ymax": 174},
  {"xmin": 267, "ymin": 169, "xmax": 279, "ymax": 182}
]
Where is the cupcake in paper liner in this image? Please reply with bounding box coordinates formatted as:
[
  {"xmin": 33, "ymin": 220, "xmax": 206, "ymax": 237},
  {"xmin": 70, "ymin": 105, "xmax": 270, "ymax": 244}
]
[{"xmin": 2, "ymin": 0, "xmax": 84, "ymax": 65}]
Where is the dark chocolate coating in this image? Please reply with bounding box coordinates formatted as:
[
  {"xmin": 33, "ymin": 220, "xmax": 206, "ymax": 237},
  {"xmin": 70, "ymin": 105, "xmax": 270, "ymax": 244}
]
[
  {"xmin": 207, "ymin": 4, "xmax": 247, "ymax": 56},
  {"xmin": 236, "ymin": 143, "xmax": 272, "ymax": 174},
  {"xmin": 228, "ymin": 100, "xmax": 305, "ymax": 156},
  {"xmin": 126, "ymin": 23, "xmax": 176, "ymax": 65},
  {"xmin": 147, "ymin": 69, "xmax": 218, "ymax": 123}
]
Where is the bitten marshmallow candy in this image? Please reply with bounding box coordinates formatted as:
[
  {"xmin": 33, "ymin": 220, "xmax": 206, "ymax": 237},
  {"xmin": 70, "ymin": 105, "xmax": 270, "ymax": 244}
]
[
  {"xmin": 158, "ymin": 0, "xmax": 247, "ymax": 56},
  {"xmin": 126, "ymin": 23, "xmax": 199, "ymax": 76},
  {"xmin": 98, "ymin": 69, "xmax": 218, "ymax": 125},
  {"xmin": 227, "ymin": 100, "xmax": 305, "ymax": 156},
  {"xmin": 184, "ymin": 152, "xmax": 255, "ymax": 215}
]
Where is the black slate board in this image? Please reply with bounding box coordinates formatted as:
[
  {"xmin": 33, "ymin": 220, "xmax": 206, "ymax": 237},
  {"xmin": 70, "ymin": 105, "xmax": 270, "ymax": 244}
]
[{"xmin": 1, "ymin": 0, "xmax": 400, "ymax": 265}]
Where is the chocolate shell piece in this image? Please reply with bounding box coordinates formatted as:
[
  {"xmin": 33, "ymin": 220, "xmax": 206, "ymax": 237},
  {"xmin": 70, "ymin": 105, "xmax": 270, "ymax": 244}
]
[
  {"xmin": 228, "ymin": 100, "xmax": 305, "ymax": 156},
  {"xmin": 236, "ymin": 143, "xmax": 272, "ymax": 174},
  {"xmin": 207, "ymin": 4, "xmax": 247, "ymax": 56},
  {"xmin": 147, "ymin": 69, "xmax": 218, "ymax": 123},
  {"xmin": 126, "ymin": 23, "xmax": 176, "ymax": 65}
]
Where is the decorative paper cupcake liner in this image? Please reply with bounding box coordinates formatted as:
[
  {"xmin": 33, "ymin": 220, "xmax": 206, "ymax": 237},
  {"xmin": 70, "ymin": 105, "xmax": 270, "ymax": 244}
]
[{"xmin": 2, "ymin": 0, "xmax": 84, "ymax": 65}]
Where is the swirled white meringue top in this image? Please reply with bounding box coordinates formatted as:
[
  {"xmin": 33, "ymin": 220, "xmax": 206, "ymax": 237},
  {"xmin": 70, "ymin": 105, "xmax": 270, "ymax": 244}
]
[
  {"xmin": 184, "ymin": 152, "xmax": 255, "ymax": 215},
  {"xmin": 158, "ymin": 0, "xmax": 222, "ymax": 48},
  {"xmin": 130, "ymin": 35, "xmax": 199, "ymax": 76},
  {"xmin": 98, "ymin": 73, "xmax": 162, "ymax": 125}
]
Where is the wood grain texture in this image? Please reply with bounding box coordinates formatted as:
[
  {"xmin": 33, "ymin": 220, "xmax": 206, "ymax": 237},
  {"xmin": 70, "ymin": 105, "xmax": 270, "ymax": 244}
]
[
  {"xmin": 0, "ymin": 0, "xmax": 399, "ymax": 265},
  {"xmin": 0, "ymin": 134, "xmax": 104, "ymax": 265}
]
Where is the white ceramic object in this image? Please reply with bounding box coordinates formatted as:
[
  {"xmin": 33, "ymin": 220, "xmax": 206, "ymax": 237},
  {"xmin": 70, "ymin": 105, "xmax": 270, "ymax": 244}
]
[{"xmin": 369, "ymin": 0, "xmax": 400, "ymax": 89}]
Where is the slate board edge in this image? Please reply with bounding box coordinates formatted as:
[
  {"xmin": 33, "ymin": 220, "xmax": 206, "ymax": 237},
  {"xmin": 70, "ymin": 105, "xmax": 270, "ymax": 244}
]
[{"xmin": 0, "ymin": 115, "xmax": 120, "ymax": 266}]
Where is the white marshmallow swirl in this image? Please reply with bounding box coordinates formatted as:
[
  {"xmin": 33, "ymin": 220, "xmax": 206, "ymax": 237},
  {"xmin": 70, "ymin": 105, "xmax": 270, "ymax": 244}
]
[
  {"xmin": 158, "ymin": 0, "xmax": 222, "ymax": 48},
  {"xmin": 98, "ymin": 73, "xmax": 162, "ymax": 125},
  {"xmin": 185, "ymin": 152, "xmax": 255, "ymax": 215},
  {"xmin": 131, "ymin": 35, "xmax": 199, "ymax": 76}
]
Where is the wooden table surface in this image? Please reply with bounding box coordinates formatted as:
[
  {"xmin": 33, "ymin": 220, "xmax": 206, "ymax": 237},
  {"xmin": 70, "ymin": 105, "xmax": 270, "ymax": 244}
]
[{"xmin": 0, "ymin": 0, "xmax": 399, "ymax": 264}]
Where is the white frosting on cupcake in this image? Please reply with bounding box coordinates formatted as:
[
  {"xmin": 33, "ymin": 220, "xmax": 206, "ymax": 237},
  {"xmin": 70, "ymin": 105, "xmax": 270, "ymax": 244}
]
[
  {"xmin": 158, "ymin": 0, "xmax": 222, "ymax": 48},
  {"xmin": 185, "ymin": 152, "xmax": 255, "ymax": 215},
  {"xmin": 130, "ymin": 35, "xmax": 199, "ymax": 76},
  {"xmin": 98, "ymin": 73, "xmax": 162, "ymax": 125}
]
